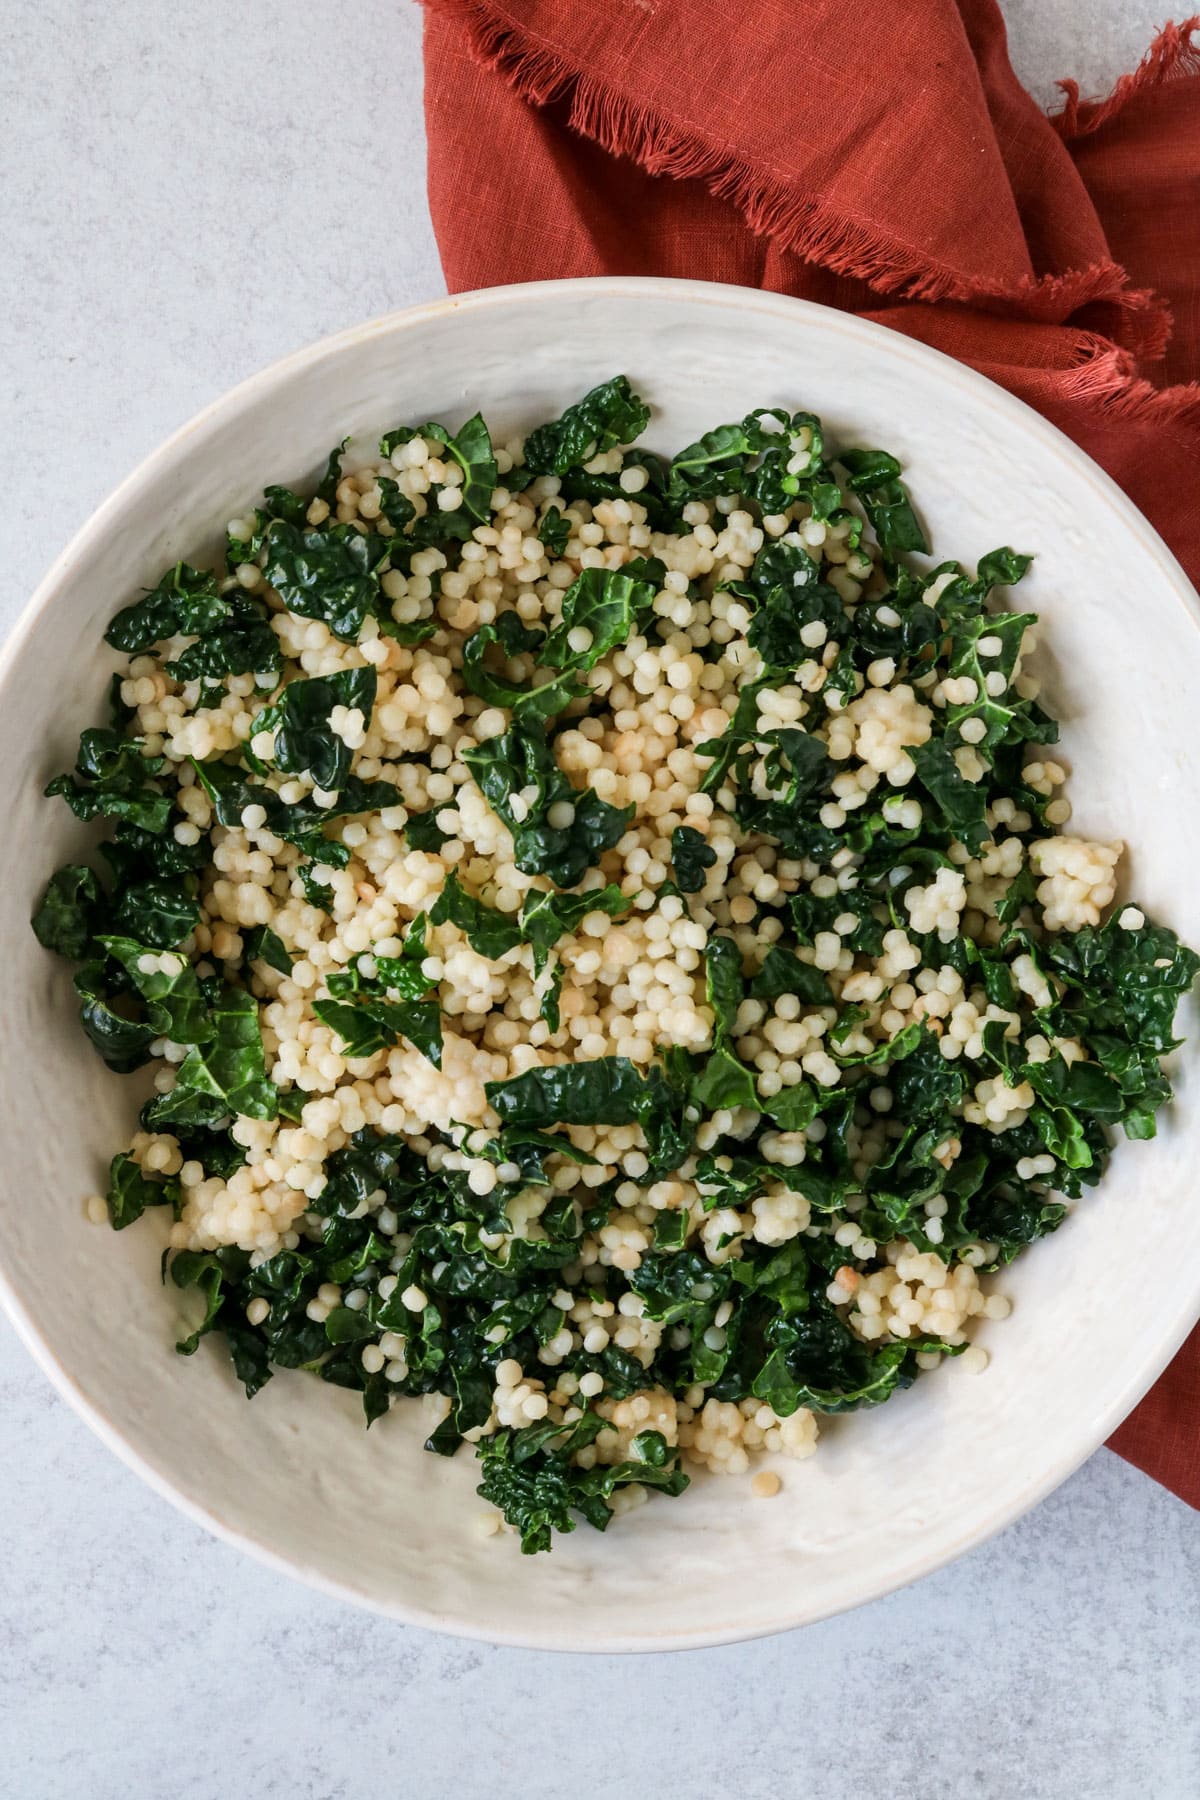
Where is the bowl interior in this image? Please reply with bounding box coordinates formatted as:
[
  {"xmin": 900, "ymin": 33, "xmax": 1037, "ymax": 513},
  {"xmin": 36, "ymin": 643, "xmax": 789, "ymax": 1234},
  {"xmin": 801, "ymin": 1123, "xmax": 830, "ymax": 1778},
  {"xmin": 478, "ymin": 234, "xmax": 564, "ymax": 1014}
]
[{"xmin": 2, "ymin": 279, "xmax": 1198, "ymax": 1650}]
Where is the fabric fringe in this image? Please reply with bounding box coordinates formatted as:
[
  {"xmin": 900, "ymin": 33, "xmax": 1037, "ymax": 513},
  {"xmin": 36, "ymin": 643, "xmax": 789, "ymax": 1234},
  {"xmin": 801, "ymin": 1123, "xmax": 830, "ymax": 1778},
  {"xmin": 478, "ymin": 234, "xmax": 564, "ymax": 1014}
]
[
  {"xmin": 1011, "ymin": 267, "xmax": 1172, "ymax": 359},
  {"xmin": 1113, "ymin": 284, "xmax": 1175, "ymax": 365},
  {"xmin": 423, "ymin": 0, "xmax": 1156, "ymax": 327},
  {"xmin": 1059, "ymin": 332, "xmax": 1200, "ymax": 426},
  {"xmin": 1054, "ymin": 16, "xmax": 1200, "ymax": 139}
]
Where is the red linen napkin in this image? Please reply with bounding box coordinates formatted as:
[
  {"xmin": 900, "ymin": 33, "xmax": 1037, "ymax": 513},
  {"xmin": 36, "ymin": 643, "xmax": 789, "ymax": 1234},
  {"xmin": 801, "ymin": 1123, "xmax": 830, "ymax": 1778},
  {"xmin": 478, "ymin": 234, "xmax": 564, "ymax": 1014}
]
[{"xmin": 420, "ymin": 0, "xmax": 1200, "ymax": 1508}]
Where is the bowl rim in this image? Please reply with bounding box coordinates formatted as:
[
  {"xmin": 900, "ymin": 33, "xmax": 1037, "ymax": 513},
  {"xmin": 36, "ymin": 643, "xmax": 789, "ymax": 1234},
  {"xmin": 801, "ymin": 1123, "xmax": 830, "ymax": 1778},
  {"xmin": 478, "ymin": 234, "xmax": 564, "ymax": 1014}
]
[{"xmin": 2, "ymin": 274, "xmax": 1198, "ymax": 1653}]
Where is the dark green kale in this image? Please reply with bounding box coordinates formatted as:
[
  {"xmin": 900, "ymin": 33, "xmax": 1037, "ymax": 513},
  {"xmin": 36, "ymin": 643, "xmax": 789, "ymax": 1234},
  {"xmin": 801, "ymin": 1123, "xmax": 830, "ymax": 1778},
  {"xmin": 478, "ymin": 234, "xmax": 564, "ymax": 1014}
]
[
  {"xmin": 836, "ymin": 447, "xmax": 929, "ymax": 557},
  {"xmin": 461, "ymin": 623, "xmax": 586, "ymax": 723},
  {"xmin": 749, "ymin": 944, "xmax": 832, "ymax": 1005},
  {"xmin": 518, "ymin": 881, "xmax": 633, "ymax": 972},
  {"xmin": 73, "ymin": 961, "xmax": 158, "ymax": 1072},
  {"xmin": 670, "ymin": 825, "xmax": 717, "ymax": 894},
  {"xmin": 421, "ymin": 413, "xmax": 498, "ymax": 525},
  {"xmin": 101, "ymin": 817, "xmax": 211, "ymax": 884},
  {"xmin": 540, "ymin": 565, "xmax": 660, "ymax": 672},
  {"xmin": 312, "ymin": 1132, "xmax": 421, "ymax": 1215},
  {"xmin": 1042, "ymin": 912, "xmax": 1200, "ymax": 1059},
  {"xmin": 252, "ymin": 666, "xmax": 377, "ymax": 792},
  {"xmin": 689, "ymin": 936, "xmax": 761, "ymax": 1114},
  {"xmin": 98, "ymin": 936, "xmax": 211, "ymax": 1044},
  {"xmin": 171, "ymin": 1124, "xmax": 248, "ymax": 1182},
  {"xmin": 375, "ymin": 476, "xmax": 417, "ymax": 532},
  {"xmin": 107, "ymin": 557, "xmax": 281, "ymax": 692},
  {"xmin": 243, "ymin": 923, "xmax": 294, "ymax": 975},
  {"xmin": 463, "ymin": 721, "xmax": 633, "ymax": 890},
  {"xmin": 142, "ymin": 988, "xmax": 277, "ymax": 1127},
  {"xmin": 486, "ymin": 1055, "xmax": 692, "ymax": 1176},
  {"xmin": 32, "ymin": 865, "xmax": 105, "ymax": 960},
  {"xmin": 429, "ymin": 869, "xmax": 523, "ymax": 960},
  {"xmin": 262, "ymin": 522, "xmax": 388, "ymax": 642},
  {"xmin": 313, "ymin": 996, "xmax": 443, "ymax": 1067},
  {"xmin": 105, "ymin": 562, "xmax": 229, "ymax": 654},
  {"xmin": 106, "ymin": 1151, "xmax": 179, "ymax": 1230},
  {"xmin": 537, "ymin": 507, "xmax": 570, "ymax": 558},
  {"xmin": 165, "ymin": 609, "xmax": 282, "ymax": 689},
  {"xmin": 740, "ymin": 540, "xmax": 843, "ymax": 666},
  {"xmin": 557, "ymin": 448, "xmax": 677, "ymax": 529},
  {"xmin": 668, "ymin": 418, "xmax": 764, "ymax": 501},
  {"xmin": 379, "ymin": 413, "xmax": 498, "ymax": 541},
  {"xmin": 522, "ymin": 377, "xmax": 651, "ymax": 477},
  {"xmin": 666, "ymin": 408, "xmax": 840, "ymax": 519},
  {"xmin": 476, "ymin": 1421, "xmax": 687, "ymax": 1553},
  {"xmin": 324, "ymin": 922, "xmax": 434, "ymax": 1007},
  {"xmin": 112, "ymin": 878, "xmax": 199, "ymax": 950},
  {"xmin": 46, "ymin": 729, "xmax": 172, "ymax": 834},
  {"xmin": 191, "ymin": 758, "xmax": 401, "ymax": 865},
  {"xmin": 405, "ymin": 810, "xmax": 451, "ymax": 853},
  {"xmin": 742, "ymin": 409, "xmax": 841, "ymax": 517},
  {"xmin": 470, "ymin": 1127, "xmax": 599, "ymax": 1187},
  {"xmin": 908, "ymin": 737, "xmax": 989, "ymax": 850}
]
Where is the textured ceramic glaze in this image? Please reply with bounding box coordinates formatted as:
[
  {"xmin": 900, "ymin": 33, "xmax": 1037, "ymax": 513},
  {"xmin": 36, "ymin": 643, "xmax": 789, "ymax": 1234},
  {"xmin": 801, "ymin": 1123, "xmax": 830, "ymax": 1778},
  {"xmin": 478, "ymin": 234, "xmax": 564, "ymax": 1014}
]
[{"xmin": 1, "ymin": 278, "xmax": 1197, "ymax": 1652}]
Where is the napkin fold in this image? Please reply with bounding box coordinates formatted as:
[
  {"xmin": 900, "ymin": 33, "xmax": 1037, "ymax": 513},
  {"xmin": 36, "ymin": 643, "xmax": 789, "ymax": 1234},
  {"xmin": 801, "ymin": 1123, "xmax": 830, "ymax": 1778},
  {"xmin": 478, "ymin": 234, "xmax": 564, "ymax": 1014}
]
[{"xmin": 420, "ymin": 0, "xmax": 1200, "ymax": 1507}]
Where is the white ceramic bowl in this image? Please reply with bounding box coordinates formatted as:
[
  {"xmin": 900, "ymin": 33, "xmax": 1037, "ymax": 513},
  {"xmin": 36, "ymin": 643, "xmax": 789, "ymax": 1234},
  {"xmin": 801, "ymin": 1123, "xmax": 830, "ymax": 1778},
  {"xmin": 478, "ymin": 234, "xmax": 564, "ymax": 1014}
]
[{"xmin": 2, "ymin": 278, "xmax": 1198, "ymax": 1652}]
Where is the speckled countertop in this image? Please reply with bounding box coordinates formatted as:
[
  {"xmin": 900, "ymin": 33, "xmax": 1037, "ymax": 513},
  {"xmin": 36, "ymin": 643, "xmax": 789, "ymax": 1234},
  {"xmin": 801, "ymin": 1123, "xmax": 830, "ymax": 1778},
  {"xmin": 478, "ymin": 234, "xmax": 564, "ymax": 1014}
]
[{"xmin": 1, "ymin": 5, "xmax": 1196, "ymax": 1796}]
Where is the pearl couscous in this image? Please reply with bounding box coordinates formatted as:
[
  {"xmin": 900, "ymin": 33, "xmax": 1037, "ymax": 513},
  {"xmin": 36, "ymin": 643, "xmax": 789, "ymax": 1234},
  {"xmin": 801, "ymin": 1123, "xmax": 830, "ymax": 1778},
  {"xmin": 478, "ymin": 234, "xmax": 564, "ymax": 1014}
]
[{"xmin": 35, "ymin": 378, "xmax": 1197, "ymax": 1553}]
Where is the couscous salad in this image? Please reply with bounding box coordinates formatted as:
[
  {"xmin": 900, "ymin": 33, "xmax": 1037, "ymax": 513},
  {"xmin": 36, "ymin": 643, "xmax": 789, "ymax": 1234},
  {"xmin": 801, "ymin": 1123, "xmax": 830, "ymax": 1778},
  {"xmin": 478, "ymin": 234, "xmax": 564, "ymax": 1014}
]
[{"xmin": 34, "ymin": 379, "xmax": 1197, "ymax": 1551}]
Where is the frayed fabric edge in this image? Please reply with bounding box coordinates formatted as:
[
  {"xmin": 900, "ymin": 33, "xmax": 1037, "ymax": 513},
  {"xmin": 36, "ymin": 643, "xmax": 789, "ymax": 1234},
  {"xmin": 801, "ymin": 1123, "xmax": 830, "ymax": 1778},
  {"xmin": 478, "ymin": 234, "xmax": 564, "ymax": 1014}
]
[
  {"xmin": 422, "ymin": 0, "xmax": 1157, "ymax": 328},
  {"xmin": 1057, "ymin": 333, "xmax": 1200, "ymax": 427},
  {"xmin": 1053, "ymin": 16, "xmax": 1200, "ymax": 139}
]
